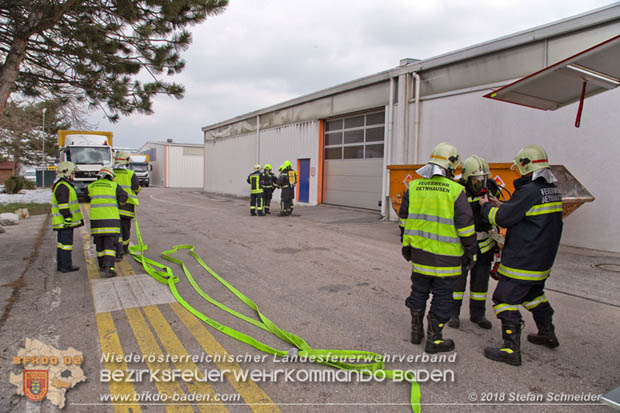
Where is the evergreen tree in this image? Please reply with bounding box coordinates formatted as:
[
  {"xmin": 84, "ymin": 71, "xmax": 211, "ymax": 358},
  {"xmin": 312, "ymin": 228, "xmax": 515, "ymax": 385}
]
[{"xmin": 0, "ymin": 0, "xmax": 228, "ymax": 121}]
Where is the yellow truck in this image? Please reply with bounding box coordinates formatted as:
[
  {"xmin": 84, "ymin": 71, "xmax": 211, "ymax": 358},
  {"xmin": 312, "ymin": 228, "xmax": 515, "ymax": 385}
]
[{"xmin": 57, "ymin": 130, "xmax": 114, "ymax": 198}]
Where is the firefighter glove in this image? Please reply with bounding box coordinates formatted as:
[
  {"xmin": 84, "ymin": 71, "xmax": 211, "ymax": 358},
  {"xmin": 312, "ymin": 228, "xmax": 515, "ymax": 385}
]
[
  {"xmin": 401, "ymin": 246, "xmax": 412, "ymax": 262},
  {"xmin": 462, "ymin": 252, "xmax": 475, "ymax": 272}
]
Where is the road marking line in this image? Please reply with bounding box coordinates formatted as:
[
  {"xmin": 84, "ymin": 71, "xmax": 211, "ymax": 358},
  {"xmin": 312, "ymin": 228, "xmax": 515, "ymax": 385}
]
[
  {"xmin": 96, "ymin": 312, "xmax": 142, "ymax": 413},
  {"xmin": 91, "ymin": 274, "xmax": 176, "ymax": 313},
  {"xmin": 124, "ymin": 308, "xmax": 193, "ymax": 412},
  {"xmin": 118, "ymin": 257, "xmax": 136, "ymax": 276},
  {"xmin": 143, "ymin": 305, "xmax": 229, "ymax": 413},
  {"xmin": 170, "ymin": 302, "xmax": 280, "ymax": 413}
]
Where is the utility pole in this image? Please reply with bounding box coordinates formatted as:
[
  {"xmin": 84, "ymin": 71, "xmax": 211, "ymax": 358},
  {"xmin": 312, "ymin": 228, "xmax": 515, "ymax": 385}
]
[{"xmin": 42, "ymin": 107, "xmax": 47, "ymax": 187}]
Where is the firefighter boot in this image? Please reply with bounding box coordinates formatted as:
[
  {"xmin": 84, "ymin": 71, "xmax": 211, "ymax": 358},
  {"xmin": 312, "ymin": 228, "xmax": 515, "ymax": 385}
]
[
  {"xmin": 424, "ymin": 314, "xmax": 455, "ymax": 354},
  {"xmin": 447, "ymin": 307, "xmax": 460, "ymax": 329},
  {"xmin": 470, "ymin": 316, "xmax": 492, "ymax": 329},
  {"xmin": 410, "ymin": 309, "xmax": 425, "ymax": 344},
  {"xmin": 102, "ymin": 266, "xmax": 117, "ymax": 278},
  {"xmin": 470, "ymin": 293, "xmax": 492, "ymax": 329},
  {"xmin": 484, "ymin": 321, "xmax": 522, "ymax": 366},
  {"xmin": 527, "ymin": 310, "xmax": 559, "ymax": 348},
  {"xmin": 265, "ymin": 207, "xmax": 270, "ymax": 214},
  {"xmin": 251, "ymin": 210, "xmax": 256, "ymax": 216}
]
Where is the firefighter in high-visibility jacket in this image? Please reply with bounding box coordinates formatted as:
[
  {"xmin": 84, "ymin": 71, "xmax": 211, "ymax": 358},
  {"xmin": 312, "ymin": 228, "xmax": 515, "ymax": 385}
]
[
  {"xmin": 448, "ymin": 155, "xmax": 501, "ymax": 330},
  {"xmin": 278, "ymin": 164, "xmax": 294, "ymax": 216},
  {"xmin": 479, "ymin": 145, "xmax": 563, "ymax": 366},
  {"xmin": 260, "ymin": 164, "xmax": 277, "ymax": 214},
  {"xmin": 399, "ymin": 143, "xmax": 477, "ymax": 353},
  {"xmin": 285, "ymin": 160, "xmax": 297, "ymax": 215},
  {"xmin": 247, "ymin": 164, "xmax": 264, "ymax": 216},
  {"xmin": 113, "ymin": 151, "xmax": 141, "ymax": 258},
  {"xmin": 51, "ymin": 162, "xmax": 84, "ymax": 273},
  {"xmin": 88, "ymin": 166, "xmax": 129, "ymax": 278}
]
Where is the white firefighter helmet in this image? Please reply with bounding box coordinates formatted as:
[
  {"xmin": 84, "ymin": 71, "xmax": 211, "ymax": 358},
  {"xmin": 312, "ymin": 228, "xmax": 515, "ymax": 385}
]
[
  {"xmin": 461, "ymin": 155, "xmax": 490, "ymax": 180},
  {"xmin": 114, "ymin": 151, "xmax": 130, "ymax": 166},
  {"xmin": 253, "ymin": 164, "xmax": 261, "ymax": 172},
  {"xmin": 428, "ymin": 142, "xmax": 461, "ymax": 172},
  {"xmin": 512, "ymin": 144, "xmax": 550, "ymax": 175},
  {"xmin": 98, "ymin": 166, "xmax": 115, "ymax": 180},
  {"xmin": 57, "ymin": 161, "xmax": 77, "ymax": 179}
]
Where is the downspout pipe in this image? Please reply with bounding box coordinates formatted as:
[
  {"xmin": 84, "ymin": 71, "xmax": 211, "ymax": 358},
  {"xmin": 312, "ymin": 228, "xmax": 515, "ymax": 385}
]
[
  {"xmin": 412, "ymin": 72, "xmax": 421, "ymax": 164},
  {"xmin": 256, "ymin": 115, "xmax": 261, "ymax": 164},
  {"xmin": 381, "ymin": 77, "xmax": 395, "ymax": 218}
]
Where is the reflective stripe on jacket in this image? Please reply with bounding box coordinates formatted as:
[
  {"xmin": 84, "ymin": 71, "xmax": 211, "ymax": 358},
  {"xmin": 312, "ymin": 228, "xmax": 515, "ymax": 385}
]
[
  {"xmin": 247, "ymin": 171, "xmax": 263, "ymax": 194},
  {"xmin": 88, "ymin": 179, "xmax": 121, "ymax": 235},
  {"xmin": 401, "ymin": 175, "xmax": 476, "ymax": 277},
  {"xmin": 51, "ymin": 180, "xmax": 83, "ymax": 229},
  {"xmin": 114, "ymin": 168, "xmax": 139, "ymax": 206},
  {"xmin": 260, "ymin": 171, "xmax": 277, "ymax": 189},
  {"xmin": 481, "ymin": 175, "xmax": 563, "ymax": 282}
]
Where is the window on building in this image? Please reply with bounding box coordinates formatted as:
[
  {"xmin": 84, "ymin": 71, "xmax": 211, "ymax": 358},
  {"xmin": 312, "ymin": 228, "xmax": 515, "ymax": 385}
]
[
  {"xmin": 343, "ymin": 129, "xmax": 364, "ymax": 144},
  {"xmin": 325, "ymin": 132, "xmax": 343, "ymax": 146},
  {"xmin": 365, "ymin": 144, "xmax": 384, "ymax": 158},
  {"xmin": 324, "ymin": 111, "xmax": 385, "ymax": 160},
  {"xmin": 325, "ymin": 147, "xmax": 343, "ymax": 160},
  {"xmin": 344, "ymin": 146, "xmax": 364, "ymax": 159}
]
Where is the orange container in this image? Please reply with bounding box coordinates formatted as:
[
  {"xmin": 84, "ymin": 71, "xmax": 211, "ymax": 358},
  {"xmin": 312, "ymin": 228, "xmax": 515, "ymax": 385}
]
[{"xmin": 387, "ymin": 163, "xmax": 594, "ymax": 219}]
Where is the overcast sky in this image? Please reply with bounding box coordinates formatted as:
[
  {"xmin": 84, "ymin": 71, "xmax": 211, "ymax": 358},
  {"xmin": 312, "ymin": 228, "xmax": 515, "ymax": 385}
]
[{"xmin": 92, "ymin": 0, "xmax": 617, "ymax": 150}]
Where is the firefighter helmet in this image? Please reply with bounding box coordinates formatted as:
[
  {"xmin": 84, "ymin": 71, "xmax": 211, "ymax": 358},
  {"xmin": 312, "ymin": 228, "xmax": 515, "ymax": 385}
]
[
  {"xmin": 480, "ymin": 157, "xmax": 491, "ymax": 177},
  {"xmin": 264, "ymin": 164, "xmax": 272, "ymax": 171},
  {"xmin": 253, "ymin": 164, "xmax": 261, "ymax": 172},
  {"xmin": 114, "ymin": 151, "xmax": 130, "ymax": 166},
  {"xmin": 57, "ymin": 161, "xmax": 77, "ymax": 179},
  {"xmin": 98, "ymin": 166, "xmax": 115, "ymax": 180},
  {"xmin": 428, "ymin": 142, "xmax": 461, "ymax": 172},
  {"xmin": 284, "ymin": 160, "xmax": 292, "ymax": 168},
  {"xmin": 512, "ymin": 144, "xmax": 549, "ymax": 175},
  {"xmin": 462, "ymin": 155, "xmax": 489, "ymax": 180}
]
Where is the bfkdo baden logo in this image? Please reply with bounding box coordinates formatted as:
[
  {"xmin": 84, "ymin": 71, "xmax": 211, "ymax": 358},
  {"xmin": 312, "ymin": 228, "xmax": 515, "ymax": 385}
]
[
  {"xmin": 23, "ymin": 370, "xmax": 49, "ymax": 402},
  {"xmin": 10, "ymin": 338, "xmax": 86, "ymax": 409}
]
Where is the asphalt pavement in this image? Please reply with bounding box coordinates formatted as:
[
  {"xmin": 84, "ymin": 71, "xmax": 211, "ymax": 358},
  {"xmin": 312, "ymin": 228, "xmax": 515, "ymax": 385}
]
[{"xmin": 1, "ymin": 187, "xmax": 618, "ymax": 412}]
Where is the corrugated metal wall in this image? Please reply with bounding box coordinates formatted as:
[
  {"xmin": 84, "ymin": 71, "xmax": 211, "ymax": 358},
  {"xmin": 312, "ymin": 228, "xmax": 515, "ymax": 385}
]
[
  {"xmin": 167, "ymin": 146, "xmax": 204, "ymax": 188},
  {"xmin": 204, "ymin": 122, "xmax": 320, "ymax": 204},
  {"xmin": 205, "ymin": 132, "xmax": 257, "ymax": 196},
  {"xmin": 258, "ymin": 121, "xmax": 319, "ymax": 205}
]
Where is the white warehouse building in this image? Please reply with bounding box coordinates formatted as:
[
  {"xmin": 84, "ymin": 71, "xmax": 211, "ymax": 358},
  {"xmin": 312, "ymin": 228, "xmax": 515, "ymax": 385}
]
[
  {"xmin": 139, "ymin": 140, "xmax": 204, "ymax": 188},
  {"xmin": 203, "ymin": 4, "xmax": 620, "ymax": 253}
]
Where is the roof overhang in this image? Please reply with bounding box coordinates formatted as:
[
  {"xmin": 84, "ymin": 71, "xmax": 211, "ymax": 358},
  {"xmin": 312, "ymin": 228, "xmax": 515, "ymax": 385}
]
[{"xmin": 484, "ymin": 34, "xmax": 620, "ymax": 125}]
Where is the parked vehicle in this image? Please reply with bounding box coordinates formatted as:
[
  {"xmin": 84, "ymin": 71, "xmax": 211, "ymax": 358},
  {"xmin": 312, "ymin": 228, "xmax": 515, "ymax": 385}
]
[
  {"xmin": 128, "ymin": 153, "xmax": 151, "ymax": 187},
  {"xmin": 57, "ymin": 130, "xmax": 114, "ymax": 198}
]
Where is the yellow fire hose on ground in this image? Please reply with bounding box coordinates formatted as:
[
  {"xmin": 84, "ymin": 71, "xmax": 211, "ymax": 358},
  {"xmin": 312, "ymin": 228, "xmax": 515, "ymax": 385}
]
[{"xmin": 128, "ymin": 215, "xmax": 422, "ymax": 412}]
